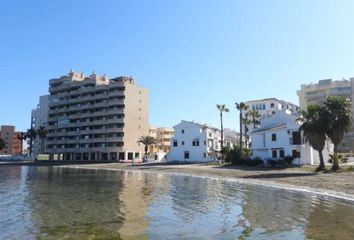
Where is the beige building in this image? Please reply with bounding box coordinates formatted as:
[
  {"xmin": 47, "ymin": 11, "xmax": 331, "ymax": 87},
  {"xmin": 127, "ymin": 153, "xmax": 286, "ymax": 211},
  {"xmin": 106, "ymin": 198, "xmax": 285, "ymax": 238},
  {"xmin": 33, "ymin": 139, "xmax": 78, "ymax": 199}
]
[
  {"xmin": 0, "ymin": 125, "xmax": 22, "ymax": 155},
  {"xmin": 46, "ymin": 70, "xmax": 149, "ymax": 161},
  {"xmin": 148, "ymin": 126, "xmax": 174, "ymax": 153},
  {"xmin": 31, "ymin": 95, "xmax": 49, "ymax": 155},
  {"xmin": 297, "ymin": 78, "xmax": 354, "ymax": 152}
]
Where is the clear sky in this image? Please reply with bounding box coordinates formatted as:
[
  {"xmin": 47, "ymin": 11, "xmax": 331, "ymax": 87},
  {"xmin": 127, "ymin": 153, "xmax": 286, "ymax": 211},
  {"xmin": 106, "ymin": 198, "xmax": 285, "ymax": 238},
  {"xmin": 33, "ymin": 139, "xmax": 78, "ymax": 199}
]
[{"xmin": 1, "ymin": 0, "xmax": 354, "ymax": 132}]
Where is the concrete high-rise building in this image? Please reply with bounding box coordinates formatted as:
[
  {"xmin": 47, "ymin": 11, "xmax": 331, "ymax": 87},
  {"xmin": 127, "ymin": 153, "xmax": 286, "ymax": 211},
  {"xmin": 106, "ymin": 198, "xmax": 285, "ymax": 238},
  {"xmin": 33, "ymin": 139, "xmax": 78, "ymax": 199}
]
[
  {"xmin": 0, "ymin": 125, "xmax": 21, "ymax": 155},
  {"xmin": 31, "ymin": 95, "xmax": 49, "ymax": 155},
  {"xmin": 297, "ymin": 78, "xmax": 354, "ymax": 152},
  {"xmin": 46, "ymin": 70, "xmax": 149, "ymax": 161}
]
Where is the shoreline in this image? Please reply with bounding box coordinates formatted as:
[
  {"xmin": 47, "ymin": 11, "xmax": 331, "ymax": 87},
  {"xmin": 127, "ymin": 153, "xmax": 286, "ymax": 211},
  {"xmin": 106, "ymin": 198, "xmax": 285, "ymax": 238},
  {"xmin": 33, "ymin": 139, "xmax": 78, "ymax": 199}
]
[{"xmin": 59, "ymin": 163, "xmax": 354, "ymax": 203}]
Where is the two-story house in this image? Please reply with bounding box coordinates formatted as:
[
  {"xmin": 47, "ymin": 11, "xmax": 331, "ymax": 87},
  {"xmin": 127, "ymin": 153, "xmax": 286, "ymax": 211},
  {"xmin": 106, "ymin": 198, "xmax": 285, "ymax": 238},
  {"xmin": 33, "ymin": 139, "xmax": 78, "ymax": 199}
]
[{"xmin": 167, "ymin": 121, "xmax": 221, "ymax": 162}]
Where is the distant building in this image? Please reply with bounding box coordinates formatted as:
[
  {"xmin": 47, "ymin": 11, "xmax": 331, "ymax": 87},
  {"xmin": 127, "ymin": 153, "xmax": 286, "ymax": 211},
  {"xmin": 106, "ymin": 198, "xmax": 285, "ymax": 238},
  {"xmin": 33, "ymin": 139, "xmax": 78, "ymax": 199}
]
[
  {"xmin": 46, "ymin": 70, "xmax": 149, "ymax": 161},
  {"xmin": 297, "ymin": 78, "xmax": 354, "ymax": 152},
  {"xmin": 0, "ymin": 125, "xmax": 21, "ymax": 155},
  {"xmin": 156, "ymin": 127, "xmax": 174, "ymax": 152},
  {"xmin": 244, "ymin": 98, "xmax": 299, "ymax": 133},
  {"xmin": 224, "ymin": 128, "xmax": 242, "ymax": 148},
  {"xmin": 167, "ymin": 120, "xmax": 221, "ymax": 162},
  {"xmin": 31, "ymin": 95, "xmax": 49, "ymax": 155},
  {"xmin": 250, "ymin": 112, "xmax": 333, "ymax": 165}
]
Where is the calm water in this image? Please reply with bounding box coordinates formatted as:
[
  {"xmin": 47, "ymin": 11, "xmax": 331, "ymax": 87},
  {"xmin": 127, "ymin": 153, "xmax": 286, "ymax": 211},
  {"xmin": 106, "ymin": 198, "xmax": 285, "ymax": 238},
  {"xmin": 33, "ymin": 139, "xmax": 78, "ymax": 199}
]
[{"xmin": 0, "ymin": 166, "xmax": 354, "ymax": 240}]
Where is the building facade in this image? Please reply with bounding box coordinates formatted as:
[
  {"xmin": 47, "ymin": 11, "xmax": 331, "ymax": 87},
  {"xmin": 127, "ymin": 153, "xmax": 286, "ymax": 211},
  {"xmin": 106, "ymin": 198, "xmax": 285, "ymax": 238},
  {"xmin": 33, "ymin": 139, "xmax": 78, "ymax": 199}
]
[
  {"xmin": 244, "ymin": 98, "xmax": 299, "ymax": 132},
  {"xmin": 31, "ymin": 95, "xmax": 49, "ymax": 155},
  {"xmin": 167, "ymin": 121, "xmax": 221, "ymax": 162},
  {"xmin": 46, "ymin": 70, "xmax": 149, "ymax": 161},
  {"xmin": 297, "ymin": 78, "xmax": 354, "ymax": 152},
  {"xmin": 0, "ymin": 125, "xmax": 22, "ymax": 155},
  {"xmin": 250, "ymin": 112, "xmax": 333, "ymax": 165},
  {"xmin": 156, "ymin": 127, "xmax": 174, "ymax": 152}
]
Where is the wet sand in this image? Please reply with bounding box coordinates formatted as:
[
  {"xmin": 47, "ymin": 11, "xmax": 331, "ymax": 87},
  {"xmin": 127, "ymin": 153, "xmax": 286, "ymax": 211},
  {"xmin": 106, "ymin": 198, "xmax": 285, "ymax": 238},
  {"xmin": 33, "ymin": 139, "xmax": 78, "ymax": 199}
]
[{"xmin": 61, "ymin": 163, "xmax": 354, "ymax": 201}]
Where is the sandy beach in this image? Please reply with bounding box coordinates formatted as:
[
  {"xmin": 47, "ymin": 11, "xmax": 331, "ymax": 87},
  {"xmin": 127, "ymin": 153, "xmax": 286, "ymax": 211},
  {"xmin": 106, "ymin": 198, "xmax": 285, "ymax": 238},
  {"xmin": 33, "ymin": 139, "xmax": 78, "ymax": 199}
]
[{"xmin": 61, "ymin": 163, "xmax": 354, "ymax": 201}]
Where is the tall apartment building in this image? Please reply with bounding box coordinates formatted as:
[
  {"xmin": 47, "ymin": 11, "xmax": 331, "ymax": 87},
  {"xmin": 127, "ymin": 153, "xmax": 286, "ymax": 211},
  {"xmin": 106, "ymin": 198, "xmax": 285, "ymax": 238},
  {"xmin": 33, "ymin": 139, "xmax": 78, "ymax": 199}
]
[
  {"xmin": 0, "ymin": 125, "xmax": 21, "ymax": 155},
  {"xmin": 244, "ymin": 98, "xmax": 299, "ymax": 133},
  {"xmin": 297, "ymin": 78, "xmax": 354, "ymax": 151},
  {"xmin": 31, "ymin": 95, "xmax": 49, "ymax": 155},
  {"xmin": 46, "ymin": 70, "xmax": 149, "ymax": 161}
]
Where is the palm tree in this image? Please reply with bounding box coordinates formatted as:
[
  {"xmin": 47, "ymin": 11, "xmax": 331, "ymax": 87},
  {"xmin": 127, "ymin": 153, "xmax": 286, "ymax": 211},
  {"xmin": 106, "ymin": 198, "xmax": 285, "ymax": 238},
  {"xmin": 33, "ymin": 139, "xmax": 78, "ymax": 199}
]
[
  {"xmin": 247, "ymin": 109, "xmax": 261, "ymax": 128},
  {"xmin": 242, "ymin": 115, "xmax": 251, "ymax": 148},
  {"xmin": 298, "ymin": 104, "xmax": 328, "ymax": 171},
  {"xmin": 26, "ymin": 128, "xmax": 37, "ymax": 157},
  {"xmin": 0, "ymin": 137, "xmax": 6, "ymax": 151},
  {"xmin": 137, "ymin": 136, "xmax": 157, "ymax": 159},
  {"xmin": 216, "ymin": 104, "xmax": 229, "ymax": 152},
  {"xmin": 323, "ymin": 96, "xmax": 352, "ymax": 170},
  {"xmin": 17, "ymin": 132, "xmax": 27, "ymax": 155},
  {"xmin": 37, "ymin": 126, "xmax": 47, "ymax": 154},
  {"xmin": 236, "ymin": 102, "xmax": 249, "ymax": 153}
]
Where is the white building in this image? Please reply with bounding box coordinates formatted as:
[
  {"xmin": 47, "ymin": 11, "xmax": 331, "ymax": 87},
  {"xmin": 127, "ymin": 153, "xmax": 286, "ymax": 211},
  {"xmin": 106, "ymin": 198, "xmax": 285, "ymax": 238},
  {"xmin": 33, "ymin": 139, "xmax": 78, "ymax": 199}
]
[
  {"xmin": 31, "ymin": 95, "xmax": 49, "ymax": 155},
  {"xmin": 245, "ymin": 98, "xmax": 299, "ymax": 132},
  {"xmin": 167, "ymin": 121, "xmax": 221, "ymax": 162},
  {"xmin": 250, "ymin": 112, "xmax": 333, "ymax": 165},
  {"xmin": 224, "ymin": 128, "xmax": 242, "ymax": 148}
]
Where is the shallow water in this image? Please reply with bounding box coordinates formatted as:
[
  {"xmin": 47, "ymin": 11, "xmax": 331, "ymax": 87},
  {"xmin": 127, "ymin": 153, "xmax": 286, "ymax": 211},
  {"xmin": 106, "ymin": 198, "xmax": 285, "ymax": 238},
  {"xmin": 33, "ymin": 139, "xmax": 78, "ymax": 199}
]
[{"xmin": 0, "ymin": 166, "xmax": 353, "ymax": 240}]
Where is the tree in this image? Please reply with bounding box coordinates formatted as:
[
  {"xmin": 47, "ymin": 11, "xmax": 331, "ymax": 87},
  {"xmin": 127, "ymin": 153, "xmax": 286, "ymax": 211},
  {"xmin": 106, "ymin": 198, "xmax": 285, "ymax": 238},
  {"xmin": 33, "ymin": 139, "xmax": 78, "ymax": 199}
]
[
  {"xmin": 242, "ymin": 115, "xmax": 251, "ymax": 148},
  {"xmin": 323, "ymin": 96, "xmax": 352, "ymax": 170},
  {"xmin": 26, "ymin": 128, "xmax": 37, "ymax": 157},
  {"xmin": 137, "ymin": 136, "xmax": 157, "ymax": 158},
  {"xmin": 17, "ymin": 132, "xmax": 27, "ymax": 155},
  {"xmin": 298, "ymin": 104, "xmax": 328, "ymax": 171},
  {"xmin": 0, "ymin": 137, "xmax": 6, "ymax": 151},
  {"xmin": 37, "ymin": 126, "xmax": 47, "ymax": 154},
  {"xmin": 247, "ymin": 109, "xmax": 261, "ymax": 128},
  {"xmin": 236, "ymin": 102, "xmax": 249, "ymax": 154},
  {"xmin": 216, "ymin": 104, "xmax": 229, "ymax": 154}
]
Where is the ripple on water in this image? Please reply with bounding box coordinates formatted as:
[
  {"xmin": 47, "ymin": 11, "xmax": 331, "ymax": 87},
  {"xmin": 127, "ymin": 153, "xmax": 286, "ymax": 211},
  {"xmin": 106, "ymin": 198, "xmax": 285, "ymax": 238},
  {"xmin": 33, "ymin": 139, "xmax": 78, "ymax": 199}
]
[{"xmin": 0, "ymin": 166, "xmax": 353, "ymax": 240}]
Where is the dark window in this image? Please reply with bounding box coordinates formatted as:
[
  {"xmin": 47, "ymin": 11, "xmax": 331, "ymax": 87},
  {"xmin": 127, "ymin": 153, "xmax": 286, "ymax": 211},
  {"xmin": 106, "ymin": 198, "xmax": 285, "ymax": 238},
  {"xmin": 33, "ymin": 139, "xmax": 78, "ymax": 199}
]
[
  {"xmin": 173, "ymin": 140, "xmax": 178, "ymax": 147},
  {"xmin": 192, "ymin": 140, "xmax": 200, "ymax": 146},
  {"xmin": 272, "ymin": 150, "xmax": 277, "ymax": 158},
  {"xmin": 292, "ymin": 150, "xmax": 301, "ymax": 158},
  {"xmin": 272, "ymin": 133, "xmax": 277, "ymax": 141},
  {"xmin": 182, "ymin": 141, "xmax": 184, "ymax": 145},
  {"xmin": 279, "ymin": 150, "xmax": 285, "ymax": 158},
  {"xmin": 204, "ymin": 141, "xmax": 206, "ymax": 145},
  {"xmin": 181, "ymin": 129, "xmax": 185, "ymax": 134},
  {"xmin": 128, "ymin": 152, "xmax": 133, "ymax": 160},
  {"xmin": 203, "ymin": 153, "xmax": 207, "ymax": 158},
  {"xmin": 270, "ymin": 103, "xmax": 275, "ymax": 108},
  {"xmin": 184, "ymin": 151, "xmax": 190, "ymax": 159},
  {"xmin": 292, "ymin": 131, "xmax": 301, "ymax": 144}
]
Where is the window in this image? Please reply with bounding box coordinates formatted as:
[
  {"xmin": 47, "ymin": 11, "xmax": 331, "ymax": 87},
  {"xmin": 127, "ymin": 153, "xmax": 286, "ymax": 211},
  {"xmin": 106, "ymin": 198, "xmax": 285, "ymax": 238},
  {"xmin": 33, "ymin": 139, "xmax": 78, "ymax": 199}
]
[
  {"xmin": 182, "ymin": 141, "xmax": 184, "ymax": 145},
  {"xmin": 181, "ymin": 129, "xmax": 185, "ymax": 134},
  {"xmin": 292, "ymin": 131, "xmax": 301, "ymax": 145},
  {"xmin": 271, "ymin": 133, "xmax": 277, "ymax": 141},
  {"xmin": 184, "ymin": 151, "xmax": 190, "ymax": 159},
  {"xmin": 270, "ymin": 103, "xmax": 275, "ymax": 108},
  {"xmin": 292, "ymin": 150, "xmax": 301, "ymax": 158},
  {"xmin": 279, "ymin": 150, "xmax": 285, "ymax": 158},
  {"xmin": 192, "ymin": 140, "xmax": 200, "ymax": 146},
  {"xmin": 272, "ymin": 150, "xmax": 277, "ymax": 158},
  {"xmin": 203, "ymin": 152, "xmax": 207, "ymax": 158},
  {"xmin": 173, "ymin": 140, "xmax": 178, "ymax": 147},
  {"xmin": 204, "ymin": 140, "xmax": 206, "ymax": 145}
]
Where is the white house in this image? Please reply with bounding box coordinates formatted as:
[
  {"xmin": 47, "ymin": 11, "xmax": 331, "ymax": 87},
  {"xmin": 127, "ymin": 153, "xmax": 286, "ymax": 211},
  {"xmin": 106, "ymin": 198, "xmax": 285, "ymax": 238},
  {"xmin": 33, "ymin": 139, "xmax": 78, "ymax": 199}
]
[
  {"xmin": 244, "ymin": 98, "xmax": 299, "ymax": 133},
  {"xmin": 250, "ymin": 112, "xmax": 333, "ymax": 165},
  {"xmin": 167, "ymin": 121, "xmax": 221, "ymax": 162}
]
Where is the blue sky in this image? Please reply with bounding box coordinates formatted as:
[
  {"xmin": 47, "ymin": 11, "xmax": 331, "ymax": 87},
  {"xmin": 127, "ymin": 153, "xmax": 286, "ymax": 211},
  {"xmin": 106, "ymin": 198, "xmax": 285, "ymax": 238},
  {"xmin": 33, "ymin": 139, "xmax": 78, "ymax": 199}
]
[{"xmin": 1, "ymin": 0, "xmax": 354, "ymax": 131}]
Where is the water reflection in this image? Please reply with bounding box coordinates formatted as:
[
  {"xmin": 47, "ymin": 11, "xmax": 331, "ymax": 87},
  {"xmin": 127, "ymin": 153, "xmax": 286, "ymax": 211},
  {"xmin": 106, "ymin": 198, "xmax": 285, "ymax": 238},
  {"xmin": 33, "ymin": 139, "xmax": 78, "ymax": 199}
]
[{"xmin": 0, "ymin": 166, "xmax": 353, "ymax": 239}]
